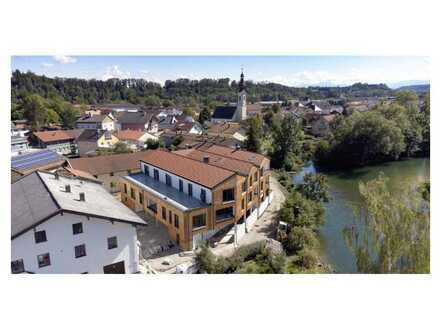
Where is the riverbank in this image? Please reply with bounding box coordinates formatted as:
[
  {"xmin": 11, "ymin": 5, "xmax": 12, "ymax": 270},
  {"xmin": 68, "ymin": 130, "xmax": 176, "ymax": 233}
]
[
  {"xmin": 294, "ymin": 157, "xmax": 430, "ymax": 273},
  {"xmin": 272, "ymin": 168, "xmax": 333, "ymax": 273},
  {"xmin": 212, "ymin": 175, "xmax": 286, "ymax": 257}
]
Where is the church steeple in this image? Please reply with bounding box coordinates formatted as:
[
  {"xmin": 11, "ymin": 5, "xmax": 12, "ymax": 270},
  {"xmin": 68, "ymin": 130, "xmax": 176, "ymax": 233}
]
[
  {"xmin": 234, "ymin": 68, "xmax": 247, "ymax": 121},
  {"xmin": 238, "ymin": 68, "xmax": 245, "ymax": 92}
]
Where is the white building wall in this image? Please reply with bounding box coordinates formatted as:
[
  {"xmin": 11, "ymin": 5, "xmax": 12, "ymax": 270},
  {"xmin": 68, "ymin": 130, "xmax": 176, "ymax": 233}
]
[
  {"xmin": 11, "ymin": 142, "xmax": 28, "ymax": 155},
  {"xmin": 140, "ymin": 162, "xmax": 212, "ymax": 203},
  {"xmin": 11, "ymin": 213, "xmax": 140, "ymax": 274},
  {"xmin": 46, "ymin": 141, "xmax": 75, "ymax": 155},
  {"xmin": 102, "ymin": 121, "xmax": 115, "ymax": 131}
]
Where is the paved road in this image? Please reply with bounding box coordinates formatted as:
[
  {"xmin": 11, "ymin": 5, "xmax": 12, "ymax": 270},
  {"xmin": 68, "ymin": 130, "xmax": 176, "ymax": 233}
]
[{"xmin": 212, "ymin": 176, "xmax": 286, "ymax": 257}]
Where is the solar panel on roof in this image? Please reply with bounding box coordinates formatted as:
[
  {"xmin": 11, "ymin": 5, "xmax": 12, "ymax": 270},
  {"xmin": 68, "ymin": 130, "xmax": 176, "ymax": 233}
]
[{"xmin": 11, "ymin": 150, "xmax": 63, "ymax": 171}]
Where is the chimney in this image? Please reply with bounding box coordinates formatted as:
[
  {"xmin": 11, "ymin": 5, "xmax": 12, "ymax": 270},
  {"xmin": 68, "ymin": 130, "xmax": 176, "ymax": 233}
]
[
  {"xmin": 65, "ymin": 184, "xmax": 71, "ymax": 193},
  {"xmin": 79, "ymin": 192, "xmax": 86, "ymax": 201},
  {"xmin": 203, "ymin": 156, "xmax": 210, "ymax": 163},
  {"xmin": 54, "ymin": 172, "xmax": 59, "ymax": 180}
]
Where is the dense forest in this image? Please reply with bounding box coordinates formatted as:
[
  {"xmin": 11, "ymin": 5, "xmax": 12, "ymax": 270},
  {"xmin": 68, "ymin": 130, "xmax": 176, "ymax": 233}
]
[
  {"xmin": 315, "ymin": 91, "xmax": 430, "ymax": 168},
  {"xmin": 11, "ymin": 70, "xmax": 394, "ymax": 110}
]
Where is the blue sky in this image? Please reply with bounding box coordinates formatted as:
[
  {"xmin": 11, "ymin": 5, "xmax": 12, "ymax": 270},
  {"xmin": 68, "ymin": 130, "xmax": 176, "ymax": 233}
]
[{"xmin": 11, "ymin": 55, "xmax": 429, "ymax": 87}]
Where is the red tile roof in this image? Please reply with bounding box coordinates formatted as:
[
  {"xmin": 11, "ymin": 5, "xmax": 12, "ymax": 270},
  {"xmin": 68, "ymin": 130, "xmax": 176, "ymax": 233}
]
[
  {"xmin": 139, "ymin": 149, "xmax": 235, "ymax": 188},
  {"xmin": 33, "ymin": 129, "xmax": 83, "ymax": 143},
  {"xmin": 201, "ymin": 145, "xmax": 267, "ymax": 167},
  {"xmin": 114, "ymin": 130, "xmax": 145, "ymax": 141},
  {"xmin": 173, "ymin": 148, "xmax": 255, "ymax": 176},
  {"xmin": 67, "ymin": 151, "xmax": 151, "ymax": 175}
]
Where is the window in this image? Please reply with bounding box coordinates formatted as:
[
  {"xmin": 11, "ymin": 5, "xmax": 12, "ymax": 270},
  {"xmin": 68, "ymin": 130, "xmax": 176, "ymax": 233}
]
[
  {"xmin": 130, "ymin": 187, "xmax": 135, "ymax": 199},
  {"xmin": 75, "ymin": 244, "xmax": 86, "ymax": 258},
  {"xmin": 179, "ymin": 179, "xmax": 183, "ymax": 192},
  {"xmin": 110, "ymin": 172, "xmax": 114, "ymax": 176},
  {"xmin": 139, "ymin": 191, "xmax": 144, "ymax": 205},
  {"xmin": 124, "ymin": 183, "xmax": 127, "ymax": 194},
  {"xmin": 242, "ymin": 181, "xmax": 247, "ymax": 192},
  {"xmin": 169, "ymin": 210, "xmax": 172, "ymax": 224},
  {"xmin": 162, "ymin": 206, "xmax": 166, "ymax": 220},
  {"xmin": 144, "ymin": 165, "xmax": 150, "ymax": 176},
  {"xmin": 11, "ymin": 259, "xmax": 24, "ymax": 274},
  {"xmin": 147, "ymin": 200, "xmax": 157, "ymax": 214},
  {"xmin": 72, "ymin": 222, "xmax": 83, "ymax": 235},
  {"xmin": 34, "ymin": 230, "xmax": 47, "ymax": 244},
  {"xmin": 254, "ymin": 189, "xmax": 258, "ymax": 197},
  {"xmin": 107, "ymin": 236, "xmax": 118, "ymax": 249},
  {"xmin": 37, "ymin": 253, "xmax": 51, "ymax": 268},
  {"xmin": 222, "ymin": 188, "xmax": 234, "ymax": 202},
  {"xmin": 188, "ymin": 183, "xmax": 193, "ymax": 197},
  {"xmin": 165, "ymin": 174, "xmax": 172, "ymax": 186},
  {"xmin": 153, "ymin": 169, "xmax": 159, "ymax": 180},
  {"xmin": 261, "ymin": 181, "xmax": 264, "ymax": 190},
  {"xmin": 192, "ymin": 214, "xmax": 206, "ymax": 229},
  {"xmin": 174, "ymin": 214, "xmax": 179, "ymax": 229},
  {"xmin": 216, "ymin": 207, "xmax": 234, "ymax": 221},
  {"xmin": 248, "ymin": 191, "xmax": 252, "ymax": 202},
  {"xmin": 241, "ymin": 198, "xmax": 245, "ymax": 209},
  {"xmin": 249, "ymin": 176, "xmax": 253, "ymax": 186},
  {"xmin": 266, "ymin": 188, "xmax": 270, "ymax": 197},
  {"xmin": 254, "ymin": 172, "xmax": 258, "ymax": 182},
  {"xmin": 260, "ymin": 168, "xmax": 264, "ymax": 176},
  {"xmin": 200, "ymin": 189, "xmax": 206, "ymax": 203}
]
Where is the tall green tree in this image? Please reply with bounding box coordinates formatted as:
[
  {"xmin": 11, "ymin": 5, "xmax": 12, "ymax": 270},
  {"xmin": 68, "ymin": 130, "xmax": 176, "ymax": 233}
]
[
  {"xmin": 59, "ymin": 103, "xmax": 79, "ymax": 128},
  {"xmin": 297, "ymin": 173, "xmax": 330, "ymax": 203},
  {"xmin": 245, "ymin": 116, "xmax": 263, "ymax": 153},
  {"xmin": 22, "ymin": 94, "xmax": 48, "ymax": 130},
  {"xmin": 46, "ymin": 108, "xmax": 60, "ymax": 124},
  {"xmin": 271, "ymin": 114, "xmax": 305, "ymax": 170},
  {"xmin": 316, "ymin": 111, "xmax": 406, "ymax": 168},
  {"xmin": 198, "ymin": 107, "xmax": 211, "ymax": 125},
  {"xmin": 343, "ymin": 174, "xmax": 430, "ymax": 273},
  {"xmin": 419, "ymin": 93, "xmax": 430, "ymax": 155}
]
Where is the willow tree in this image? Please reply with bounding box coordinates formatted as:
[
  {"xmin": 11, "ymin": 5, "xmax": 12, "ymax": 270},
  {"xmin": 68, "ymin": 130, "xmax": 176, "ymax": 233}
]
[{"xmin": 344, "ymin": 174, "xmax": 430, "ymax": 273}]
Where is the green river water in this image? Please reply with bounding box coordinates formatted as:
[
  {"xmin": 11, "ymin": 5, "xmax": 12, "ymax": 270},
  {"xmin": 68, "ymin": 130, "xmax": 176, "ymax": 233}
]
[{"xmin": 293, "ymin": 158, "xmax": 430, "ymax": 273}]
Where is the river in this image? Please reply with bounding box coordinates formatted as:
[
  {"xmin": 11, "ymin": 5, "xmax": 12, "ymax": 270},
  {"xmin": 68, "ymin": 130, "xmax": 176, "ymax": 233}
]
[{"xmin": 293, "ymin": 158, "xmax": 430, "ymax": 273}]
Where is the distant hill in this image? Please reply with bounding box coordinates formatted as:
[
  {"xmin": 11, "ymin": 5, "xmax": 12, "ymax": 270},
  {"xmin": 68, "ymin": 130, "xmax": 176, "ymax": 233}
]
[
  {"xmin": 395, "ymin": 84, "xmax": 430, "ymax": 93},
  {"xmin": 11, "ymin": 70, "xmax": 394, "ymax": 107},
  {"xmin": 388, "ymin": 80, "xmax": 429, "ymax": 89}
]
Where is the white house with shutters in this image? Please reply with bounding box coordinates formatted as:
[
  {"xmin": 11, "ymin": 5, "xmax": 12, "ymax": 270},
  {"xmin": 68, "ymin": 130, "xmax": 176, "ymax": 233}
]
[{"xmin": 11, "ymin": 171, "xmax": 147, "ymax": 274}]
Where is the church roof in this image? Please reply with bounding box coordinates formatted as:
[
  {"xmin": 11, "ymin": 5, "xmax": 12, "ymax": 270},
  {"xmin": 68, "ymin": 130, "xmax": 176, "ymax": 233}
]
[{"xmin": 212, "ymin": 106, "xmax": 237, "ymax": 120}]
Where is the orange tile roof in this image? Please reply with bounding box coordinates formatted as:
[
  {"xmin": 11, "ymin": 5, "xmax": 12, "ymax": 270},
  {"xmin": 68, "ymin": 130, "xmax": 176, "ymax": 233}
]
[
  {"xmin": 114, "ymin": 130, "xmax": 145, "ymax": 141},
  {"xmin": 201, "ymin": 145, "xmax": 267, "ymax": 167},
  {"xmin": 207, "ymin": 122, "xmax": 242, "ymax": 135},
  {"xmin": 173, "ymin": 148, "xmax": 255, "ymax": 176},
  {"xmin": 139, "ymin": 149, "xmax": 235, "ymax": 188},
  {"xmin": 67, "ymin": 151, "xmax": 151, "ymax": 175},
  {"xmin": 34, "ymin": 129, "xmax": 83, "ymax": 143},
  {"xmin": 61, "ymin": 167, "xmax": 101, "ymax": 182}
]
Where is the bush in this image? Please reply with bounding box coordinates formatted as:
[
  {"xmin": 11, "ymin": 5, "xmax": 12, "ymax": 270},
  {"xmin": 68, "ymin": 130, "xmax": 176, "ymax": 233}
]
[
  {"xmin": 282, "ymin": 227, "xmax": 319, "ymax": 255},
  {"xmin": 195, "ymin": 244, "xmax": 225, "ymax": 274},
  {"xmin": 296, "ymin": 249, "xmax": 319, "ymax": 269},
  {"xmin": 284, "ymin": 249, "xmax": 320, "ymax": 273}
]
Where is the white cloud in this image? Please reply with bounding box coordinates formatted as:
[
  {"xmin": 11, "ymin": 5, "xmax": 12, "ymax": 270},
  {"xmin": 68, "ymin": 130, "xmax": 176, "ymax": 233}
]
[
  {"xmin": 41, "ymin": 62, "xmax": 54, "ymax": 67},
  {"xmin": 260, "ymin": 69, "xmax": 386, "ymax": 87},
  {"xmin": 53, "ymin": 55, "xmax": 77, "ymax": 64},
  {"xmin": 259, "ymin": 66, "xmax": 430, "ymax": 87},
  {"xmin": 138, "ymin": 70, "xmax": 164, "ymax": 85},
  {"xmin": 102, "ymin": 65, "xmax": 131, "ymax": 80}
]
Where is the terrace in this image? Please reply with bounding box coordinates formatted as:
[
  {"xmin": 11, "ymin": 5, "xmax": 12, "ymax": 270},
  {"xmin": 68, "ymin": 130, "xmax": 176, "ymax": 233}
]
[{"xmin": 125, "ymin": 172, "xmax": 208, "ymax": 212}]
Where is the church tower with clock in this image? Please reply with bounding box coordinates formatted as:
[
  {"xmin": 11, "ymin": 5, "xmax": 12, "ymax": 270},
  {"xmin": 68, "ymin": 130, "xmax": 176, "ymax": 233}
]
[{"xmin": 233, "ymin": 69, "xmax": 247, "ymax": 121}]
